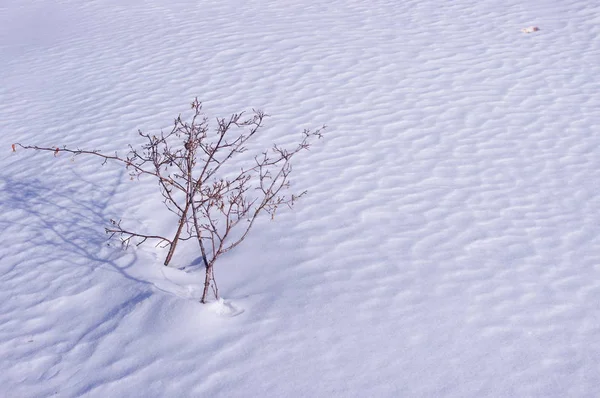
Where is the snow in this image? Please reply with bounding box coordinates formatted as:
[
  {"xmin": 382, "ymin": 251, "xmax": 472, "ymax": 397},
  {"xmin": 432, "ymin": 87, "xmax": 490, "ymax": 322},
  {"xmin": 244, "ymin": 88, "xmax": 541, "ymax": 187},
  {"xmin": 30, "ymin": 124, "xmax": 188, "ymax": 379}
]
[{"xmin": 2, "ymin": 0, "xmax": 600, "ymax": 396}]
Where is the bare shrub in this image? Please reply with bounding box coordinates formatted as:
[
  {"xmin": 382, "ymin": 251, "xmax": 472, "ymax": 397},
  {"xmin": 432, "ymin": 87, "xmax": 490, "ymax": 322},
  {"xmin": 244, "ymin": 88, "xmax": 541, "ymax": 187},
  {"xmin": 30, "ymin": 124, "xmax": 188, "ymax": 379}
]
[{"xmin": 16, "ymin": 98, "xmax": 325, "ymax": 303}]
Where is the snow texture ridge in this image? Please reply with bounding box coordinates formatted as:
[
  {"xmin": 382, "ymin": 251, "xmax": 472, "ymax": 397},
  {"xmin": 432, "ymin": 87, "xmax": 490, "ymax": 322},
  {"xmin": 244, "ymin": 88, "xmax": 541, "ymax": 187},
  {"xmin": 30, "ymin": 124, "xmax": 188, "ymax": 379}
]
[{"xmin": 1, "ymin": 0, "xmax": 600, "ymax": 396}]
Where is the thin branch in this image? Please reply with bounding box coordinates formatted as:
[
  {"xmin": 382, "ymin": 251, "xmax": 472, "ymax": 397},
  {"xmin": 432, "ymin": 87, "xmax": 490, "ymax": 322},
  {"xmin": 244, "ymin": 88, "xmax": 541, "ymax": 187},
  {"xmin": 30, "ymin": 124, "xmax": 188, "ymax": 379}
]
[{"xmin": 105, "ymin": 219, "xmax": 172, "ymax": 249}]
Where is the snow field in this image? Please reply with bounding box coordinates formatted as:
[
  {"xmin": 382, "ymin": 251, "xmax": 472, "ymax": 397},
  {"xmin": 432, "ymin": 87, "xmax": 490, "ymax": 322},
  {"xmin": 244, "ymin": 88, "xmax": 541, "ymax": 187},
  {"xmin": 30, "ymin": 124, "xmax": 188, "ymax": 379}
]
[{"xmin": 2, "ymin": 0, "xmax": 600, "ymax": 396}]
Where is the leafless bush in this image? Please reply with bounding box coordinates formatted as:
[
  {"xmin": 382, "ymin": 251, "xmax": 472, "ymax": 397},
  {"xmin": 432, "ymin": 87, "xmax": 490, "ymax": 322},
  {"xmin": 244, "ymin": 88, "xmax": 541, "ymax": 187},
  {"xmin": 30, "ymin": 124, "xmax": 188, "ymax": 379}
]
[{"xmin": 16, "ymin": 98, "xmax": 324, "ymax": 303}]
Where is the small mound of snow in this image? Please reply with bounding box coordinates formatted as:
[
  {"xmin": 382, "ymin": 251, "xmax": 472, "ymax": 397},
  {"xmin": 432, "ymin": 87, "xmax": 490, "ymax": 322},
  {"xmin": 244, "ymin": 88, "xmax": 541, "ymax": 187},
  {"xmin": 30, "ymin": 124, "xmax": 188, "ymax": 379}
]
[{"xmin": 206, "ymin": 298, "xmax": 245, "ymax": 317}]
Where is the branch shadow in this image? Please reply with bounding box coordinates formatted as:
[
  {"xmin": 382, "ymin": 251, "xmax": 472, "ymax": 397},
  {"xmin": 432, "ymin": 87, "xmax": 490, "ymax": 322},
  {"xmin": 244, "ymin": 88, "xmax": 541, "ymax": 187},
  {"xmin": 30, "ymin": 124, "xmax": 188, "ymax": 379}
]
[
  {"xmin": 0, "ymin": 168, "xmax": 191, "ymax": 396},
  {"xmin": 0, "ymin": 169, "xmax": 150, "ymax": 286}
]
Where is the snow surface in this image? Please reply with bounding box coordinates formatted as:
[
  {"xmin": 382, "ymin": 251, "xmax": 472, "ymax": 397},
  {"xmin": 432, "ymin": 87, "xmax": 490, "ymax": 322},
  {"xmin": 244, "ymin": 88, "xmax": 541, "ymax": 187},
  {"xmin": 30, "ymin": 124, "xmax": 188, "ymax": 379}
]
[{"xmin": 2, "ymin": 0, "xmax": 600, "ymax": 396}]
